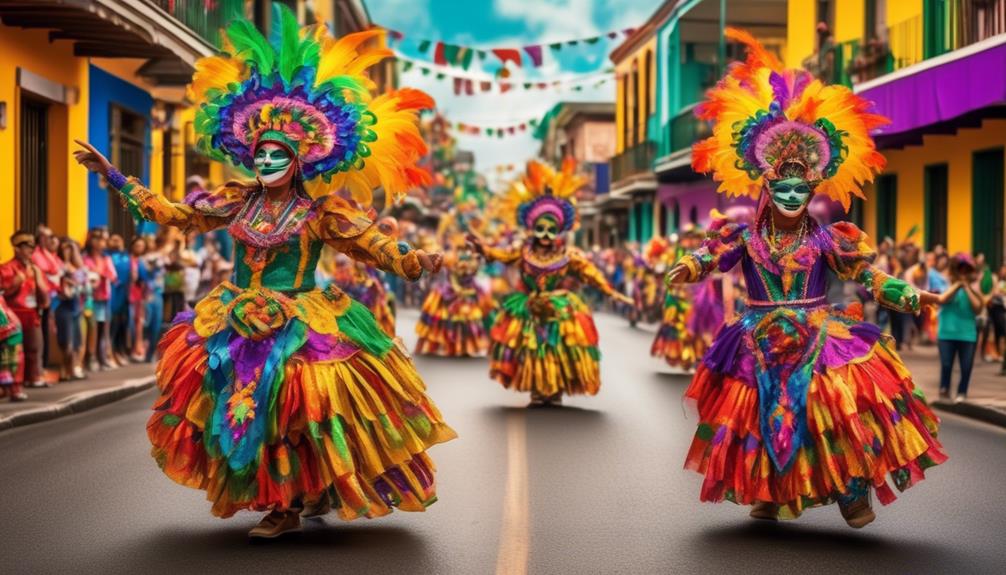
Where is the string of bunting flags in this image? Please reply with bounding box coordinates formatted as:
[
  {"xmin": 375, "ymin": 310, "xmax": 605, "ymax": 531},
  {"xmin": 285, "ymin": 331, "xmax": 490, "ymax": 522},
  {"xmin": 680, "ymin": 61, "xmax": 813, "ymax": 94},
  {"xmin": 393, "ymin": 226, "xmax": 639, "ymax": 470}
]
[
  {"xmin": 384, "ymin": 25, "xmax": 637, "ymax": 75},
  {"xmin": 396, "ymin": 54, "xmax": 614, "ymax": 95},
  {"xmin": 447, "ymin": 117, "xmax": 541, "ymax": 138}
]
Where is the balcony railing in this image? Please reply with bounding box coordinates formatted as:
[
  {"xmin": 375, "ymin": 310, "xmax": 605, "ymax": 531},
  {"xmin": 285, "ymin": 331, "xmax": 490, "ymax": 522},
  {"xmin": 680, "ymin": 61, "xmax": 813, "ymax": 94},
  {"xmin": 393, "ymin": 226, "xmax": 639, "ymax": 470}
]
[
  {"xmin": 154, "ymin": 0, "xmax": 246, "ymax": 48},
  {"xmin": 611, "ymin": 141, "xmax": 656, "ymax": 185},
  {"xmin": 667, "ymin": 104, "xmax": 711, "ymax": 156},
  {"xmin": 813, "ymin": 1, "xmax": 1005, "ymax": 87}
]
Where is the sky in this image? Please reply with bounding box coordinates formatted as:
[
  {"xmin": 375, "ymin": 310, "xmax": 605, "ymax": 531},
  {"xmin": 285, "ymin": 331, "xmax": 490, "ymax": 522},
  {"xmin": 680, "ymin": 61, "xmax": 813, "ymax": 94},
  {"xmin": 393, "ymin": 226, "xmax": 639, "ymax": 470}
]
[{"xmin": 366, "ymin": 0, "xmax": 657, "ymax": 189}]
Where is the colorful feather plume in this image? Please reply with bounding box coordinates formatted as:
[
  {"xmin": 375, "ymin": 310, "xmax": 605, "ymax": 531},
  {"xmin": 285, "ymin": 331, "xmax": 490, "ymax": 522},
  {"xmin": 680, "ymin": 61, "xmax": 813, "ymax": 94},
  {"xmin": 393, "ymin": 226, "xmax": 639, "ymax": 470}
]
[
  {"xmin": 502, "ymin": 159, "xmax": 585, "ymax": 232},
  {"xmin": 692, "ymin": 28, "xmax": 889, "ymax": 210},
  {"xmin": 188, "ymin": 5, "xmax": 432, "ymax": 207}
]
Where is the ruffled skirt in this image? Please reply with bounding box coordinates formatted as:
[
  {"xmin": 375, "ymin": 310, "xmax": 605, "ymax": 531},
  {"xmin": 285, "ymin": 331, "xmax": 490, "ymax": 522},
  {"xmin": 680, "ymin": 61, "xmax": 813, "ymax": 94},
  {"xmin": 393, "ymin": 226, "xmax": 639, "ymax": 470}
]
[
  {"xmin": 146, "ymin": 282, "xmax": 456, "ymax": 518},
  {"xmin": 651, "ymin": 286, "xmax": 702, "ymax": 369},
  {"xmin": 0, "ymin": 305, "xmax": 22, "ymax": 386},
  {"xmin": 684, "ymin": 303, "xmax": 946, "ymax": 518},
  {"xmin": 489, "ymin": 290, "xmax": 601, "ymax": 397},
  {"xmin": 415, "ymin": 281, "xmax": 496, "ymax": 357}
]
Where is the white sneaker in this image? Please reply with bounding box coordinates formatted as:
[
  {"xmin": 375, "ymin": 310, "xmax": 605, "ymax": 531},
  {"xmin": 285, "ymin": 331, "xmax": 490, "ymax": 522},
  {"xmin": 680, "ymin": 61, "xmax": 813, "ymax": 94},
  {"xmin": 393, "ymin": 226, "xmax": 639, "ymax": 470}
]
[{"xmin": 954, "ymin": 394, "xmax": 967, "ymax": 404}]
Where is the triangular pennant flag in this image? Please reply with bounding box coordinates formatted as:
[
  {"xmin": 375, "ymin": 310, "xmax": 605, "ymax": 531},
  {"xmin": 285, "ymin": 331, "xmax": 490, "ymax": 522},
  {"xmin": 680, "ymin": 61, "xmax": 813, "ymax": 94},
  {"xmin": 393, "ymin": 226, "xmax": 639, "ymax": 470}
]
[
  {"xmin": 549, "ymin": 42, "xmax": 562, "ymax": 51},
  {"xmin": 507, "ymin": 127, "xmax": 516, "ymax": 135},
  {"xmin": 500, "ymin": 82, "xmax": 513, "ymax": 93},
  {"xmin": 434, "ymin": 42, "xmax": 448, "ymax": 66},
  {"xmin": 441, "ymin": 43, "xmax": 460, "ymax": 67},
  {"xmin": 523, "ymin": 45, "xmax": 543, "ymax": 67},
  {"xmin": 435, "ymin": 72, "xmax": 446, "ymax": 80},
  {"xmin": 529, "ymin": 118, "xmax": 539, "ymax": 127},
  {"xmin": 453, "ymin": 77, "xmax": 464, "ymax": 95},
  {"xmin": 585, "ymin": 36, "xmax": 601, "ymax": 44},
  {"xmin": 573, "ymin": 85, "xmax": 583, "ymax": 91},
  {"xmin": 607, "ymin": 31, "xmax": 618, "ymax": 39},
  {"xmin": 523, "ymin": 82, "xmax": 532, "ymax": 90},
  {"xmin": 536, "ymin": 82, "xmax": 548, "ymax": 89},
  {"xmin": 566, "ymin": 40, "xmax": 579, "ymax": 46},
  {"xmin": 480, "ymin": 81, "xmax": 492, "ymax": 92},
  {"xmin": 420, "ymin": 67, "xmax": 430, "ymax": 76},
  {"xmin": 402, "ymin": 61, "xmax": 414, "ymax": 72},
  {"xmin": 519, "ymin": 123, "xmax": 527, "ymax": 131},
  {"xmin": 418, "ymin": 39, "xmax": 431, "ymax": 53},
  {"xmin": 389, "ymin": 29, "xmax": 404, "ymax": 41},
  {"xmin": 492, "ymin": 48, "xmax": 522, "ymax": 68},
  {"xmin": 477, "ymin": 50, "xmax": 488, "ymax": 60},
  {"xmin": 458, "ymin": 47, "xmax": 475, "ymax": 70},
  {"xmin": 486, "ymin": 128, "xmax": 495, "ymax": 136},
  {"xmin": 497, "ymin": 129, "xmax": 504, "ymax": 139},
  {"xmin": 622, "ymin": 28, "xmax": 636, "ymax": 36},
  {"xmin": 465, "ymin": 79, "xmax": 474, "ymax": 95}
]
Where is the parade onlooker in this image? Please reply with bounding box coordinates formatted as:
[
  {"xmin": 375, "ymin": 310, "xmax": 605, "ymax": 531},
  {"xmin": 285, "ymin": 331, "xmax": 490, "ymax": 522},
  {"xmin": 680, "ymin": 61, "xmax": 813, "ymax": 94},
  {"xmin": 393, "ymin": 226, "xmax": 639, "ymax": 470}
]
[
  {"xmin": 182, "ymin": 231, "xmax": 203, "ymax": 309},
  {"xmin": 32, "ymin": 225, "xmax": 63, "ymax": 369},
  {"xmin": 82, "ymin": 228, "xmax": 118, "ymax": 371},
  {"xmin": 141, "ymin": 238, "xmax": 167, "ymax": 363},
  {"xmin": 107, "ymin": 234, "xmax": 131, "ymax": 367},
  {"xmin": 57, "ymin": 238, "xmax": 88, "ymax": 380},
  {"xmin": 0, "ymin": 231, "xmax": 50, "ymax": 388},
  {"xmin": 936, "ymin": 253, "xmax": 983, "ymax": 402},
  {"xmin": 128, "ymin": 237, "xmax": 148, "ymax": 362}
]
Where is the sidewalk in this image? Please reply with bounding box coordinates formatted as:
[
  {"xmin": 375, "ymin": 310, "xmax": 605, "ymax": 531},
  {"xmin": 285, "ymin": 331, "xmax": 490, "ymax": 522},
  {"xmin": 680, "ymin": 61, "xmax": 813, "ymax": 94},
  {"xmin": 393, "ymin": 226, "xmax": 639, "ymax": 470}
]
[
  {"xmin": 0, "ymin": 363, "xmax": 156, "ymax": 432},
  {"xmin": 900, "ymin": 344, "xmax": 1006, "ymax": 428}
]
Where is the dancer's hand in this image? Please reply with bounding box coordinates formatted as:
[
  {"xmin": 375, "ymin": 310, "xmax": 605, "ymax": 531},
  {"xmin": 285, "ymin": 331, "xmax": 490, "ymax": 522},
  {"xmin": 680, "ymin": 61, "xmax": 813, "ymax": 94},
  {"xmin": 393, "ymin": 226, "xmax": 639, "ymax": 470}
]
[
  {"xmin": 465, "ymin": 233, "xmax": 485, "ymax": 256},
  {"xmin": 664, "ymin": 264, "xmax": 690, "ymax": 286},
  {"xmin": 613, "ymin": 293, "xmax": 633, "ymax": 306},
  {"xmin": 416, "ymin": 250, "xmax": 443, "ymax": 274},
  {"xmin": 918, "ymin": 289, "xmax": 940, "ymax": 308},
  {"xmin": 72, "ymin": 140, "xmax": 112, "ymax": 177}
]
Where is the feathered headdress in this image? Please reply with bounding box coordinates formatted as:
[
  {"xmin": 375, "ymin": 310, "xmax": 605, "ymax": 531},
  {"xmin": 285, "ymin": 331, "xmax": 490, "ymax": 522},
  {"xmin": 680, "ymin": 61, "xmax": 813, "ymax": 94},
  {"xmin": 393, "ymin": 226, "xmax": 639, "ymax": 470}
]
[
  {"xmin": 188, "ymin": 5, "xmax": 431, "ymax": 207},
  {"xmin": 503, "ymin": 158, "xmax": 584, "ymax": 232},
  {"xmin": 692, "ymin": 28, "xmax": 889, "ymax": 210}
]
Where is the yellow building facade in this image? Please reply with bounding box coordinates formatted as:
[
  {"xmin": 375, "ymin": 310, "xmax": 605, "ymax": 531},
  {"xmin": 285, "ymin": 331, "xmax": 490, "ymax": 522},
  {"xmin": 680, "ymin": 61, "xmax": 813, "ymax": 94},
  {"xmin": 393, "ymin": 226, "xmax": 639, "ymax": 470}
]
[{"xmin": 785, "ymin": 0, "xmax": 1006, "ymax": 262}]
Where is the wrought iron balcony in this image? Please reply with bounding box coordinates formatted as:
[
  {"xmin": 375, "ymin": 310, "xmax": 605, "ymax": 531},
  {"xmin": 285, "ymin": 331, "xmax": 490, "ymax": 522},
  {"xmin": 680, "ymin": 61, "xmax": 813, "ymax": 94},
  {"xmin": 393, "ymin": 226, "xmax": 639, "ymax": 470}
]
[
  {"xmin": 611, "ymin": 141, "xmax": 656, "ymax": 184},
  {"xmin": 153, "ymin": 0, "xmax": 246, "ymax": 48}
]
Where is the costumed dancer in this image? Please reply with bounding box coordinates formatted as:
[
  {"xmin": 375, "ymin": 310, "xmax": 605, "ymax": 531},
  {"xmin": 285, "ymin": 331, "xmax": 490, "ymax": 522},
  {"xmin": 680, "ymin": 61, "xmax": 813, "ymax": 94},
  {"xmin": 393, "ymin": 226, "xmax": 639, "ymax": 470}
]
[
  {"xmin": 665, "ymin": 29, "xmax": 946, "ymax": 528},
  {"xmin": 469, "ymin": 160, "xmax": 632, "ymax": 407},
  {"xmin": 651, "ymin": 231, "xmax": 702, "ymax": 371},
  {"xmin": 415, "ymin": 235, "xmax": 496, "ymax": 357},
  {"xmin": 0, "ymin": 294, "xmax": 25, "ymax": 402},
  {"xmin": 73, "ymin": 7, "xmax": 456, "ymax": 539}
]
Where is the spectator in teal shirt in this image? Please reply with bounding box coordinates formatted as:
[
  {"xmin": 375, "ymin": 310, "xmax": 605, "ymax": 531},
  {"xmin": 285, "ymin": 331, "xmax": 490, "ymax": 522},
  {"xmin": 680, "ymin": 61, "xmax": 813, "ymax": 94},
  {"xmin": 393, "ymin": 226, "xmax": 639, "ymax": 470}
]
[{"xmin": 935, "ymin": 253, "xmax": 984, "ymax": 402}]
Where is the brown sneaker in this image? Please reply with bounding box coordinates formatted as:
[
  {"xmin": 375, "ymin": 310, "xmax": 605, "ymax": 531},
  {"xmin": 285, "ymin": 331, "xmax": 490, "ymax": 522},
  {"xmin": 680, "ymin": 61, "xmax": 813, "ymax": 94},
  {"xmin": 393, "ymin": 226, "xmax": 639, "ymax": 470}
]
[
  {"xmin": 301, "ymin": 494, "xmax": 332, "ymax": 519},
  {"xmin": 839, "ymin": 495, "xmax": 876, "ymax": 529},
  {"xmin": 248, "ymin": 510, "xmax": 302, "ymax": 539},
  {"xmin": 749, "ymin": 501, "xmax": 779, "ymax": 521}
]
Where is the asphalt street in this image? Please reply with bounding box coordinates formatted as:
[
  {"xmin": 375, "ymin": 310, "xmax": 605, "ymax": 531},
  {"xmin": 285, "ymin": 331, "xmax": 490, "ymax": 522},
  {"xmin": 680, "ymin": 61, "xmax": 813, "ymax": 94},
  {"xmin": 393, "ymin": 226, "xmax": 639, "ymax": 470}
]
[{"xmin": 2, "ymin": 309, "xmax": 1005, "ymax": 575}]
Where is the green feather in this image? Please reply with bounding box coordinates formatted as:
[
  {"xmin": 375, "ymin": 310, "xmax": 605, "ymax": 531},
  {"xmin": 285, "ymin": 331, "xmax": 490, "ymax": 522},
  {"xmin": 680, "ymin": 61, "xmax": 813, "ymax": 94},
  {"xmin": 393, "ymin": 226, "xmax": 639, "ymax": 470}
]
[
  {"xmin": 322, "ymin": 76, "xmax": 370, "ymax": 101},
  {"xmin": 226, "ymin": 18, "xmax": 274, "ymax": 75},
  {"xmin": 272, "ymin": 3, "xmax": 300, "ymax": 86}
]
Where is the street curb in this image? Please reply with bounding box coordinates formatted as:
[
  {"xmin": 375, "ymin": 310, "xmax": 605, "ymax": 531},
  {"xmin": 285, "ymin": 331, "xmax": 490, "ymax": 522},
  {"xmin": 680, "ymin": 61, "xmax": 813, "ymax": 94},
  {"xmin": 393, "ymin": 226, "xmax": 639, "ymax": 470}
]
[
  {"xmin": 932, "ymin": 400, "xmax": 1006, "ymax": 429},
  {"xmin": 0, "ymin": 376, "xmax": 156, "ymax": 433}
]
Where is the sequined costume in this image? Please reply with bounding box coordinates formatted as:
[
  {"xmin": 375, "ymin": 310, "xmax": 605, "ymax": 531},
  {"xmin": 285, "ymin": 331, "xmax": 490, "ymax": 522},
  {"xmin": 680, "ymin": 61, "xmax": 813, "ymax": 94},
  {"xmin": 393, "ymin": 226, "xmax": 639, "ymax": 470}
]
[
  {"xmin": 415, "ymin": 242, "xmax": 496, "ymax": 357},
  {"xmin": 0, "ymin": 296, "xmax": 23, "ymax": 388},
  {"xmin": 103, "ymin": 10, "xmax": 456, "ymax": 519},
  {"xmin": 483, "ymin": 160, "xmax": 626, "ymax": 400},
  {"xmin": 332, "ymin": 258, "xmax": 396, "ymax": 337},
  {"xmin": 676, "ymin": 29, "xmax": 945, "ymax": 519},
  {"xmin": 650, "ymin": 237, "xmax": 701, "ymax": 370}
]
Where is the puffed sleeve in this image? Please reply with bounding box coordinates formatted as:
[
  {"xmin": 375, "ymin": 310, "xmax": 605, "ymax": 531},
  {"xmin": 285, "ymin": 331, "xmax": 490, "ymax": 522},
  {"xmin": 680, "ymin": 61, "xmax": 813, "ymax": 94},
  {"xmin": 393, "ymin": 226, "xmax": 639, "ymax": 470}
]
[
  {"xmin": 481, "ymin": 243, "xmax": 522, "ymax": 265},
  {"xmin": 825, "ymin": 221, "xmax": 919, "ymax": 313},
  {"xmin": 675, "ymin": 219, "xmax": 747, "ymax": 282},
  {"xmin": 568, "ymin": 249, "xmax": 622, "ymax": 299},
  {"xmin": 114, "ymin": 176, "xmax": 246, "ymax": 234},
  {"xmin": 313, "ymin": 195, "xmax": 424, "ymax": 281}
]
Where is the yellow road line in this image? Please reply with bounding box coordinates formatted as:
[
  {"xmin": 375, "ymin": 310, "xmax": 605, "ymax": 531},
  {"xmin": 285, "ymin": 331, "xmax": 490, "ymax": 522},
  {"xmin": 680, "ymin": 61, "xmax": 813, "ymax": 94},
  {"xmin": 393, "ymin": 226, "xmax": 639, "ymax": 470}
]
[{"xmin": 495, "ymin": 412, "xmax": 529, "ymax": 575}]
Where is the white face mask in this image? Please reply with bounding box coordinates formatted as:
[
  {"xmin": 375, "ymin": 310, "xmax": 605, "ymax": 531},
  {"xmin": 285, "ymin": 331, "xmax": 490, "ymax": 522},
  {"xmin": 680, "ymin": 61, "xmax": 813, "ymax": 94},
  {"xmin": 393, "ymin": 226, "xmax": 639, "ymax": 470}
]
[
  {"xmin": 770, "ymin": 178, "xmax": 812, "ymax": 218},
  {"xmin": 253, "ymin": 143, "xmax": 294, "ymax": 184}
]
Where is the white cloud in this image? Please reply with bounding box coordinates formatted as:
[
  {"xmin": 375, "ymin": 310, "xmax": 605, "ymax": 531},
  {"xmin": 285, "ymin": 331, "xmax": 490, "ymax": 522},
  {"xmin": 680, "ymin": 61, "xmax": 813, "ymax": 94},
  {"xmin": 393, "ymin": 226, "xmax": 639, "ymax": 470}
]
[{"xmin": 493, "ymin": 0, "xmax": 601, "ymax": 41}]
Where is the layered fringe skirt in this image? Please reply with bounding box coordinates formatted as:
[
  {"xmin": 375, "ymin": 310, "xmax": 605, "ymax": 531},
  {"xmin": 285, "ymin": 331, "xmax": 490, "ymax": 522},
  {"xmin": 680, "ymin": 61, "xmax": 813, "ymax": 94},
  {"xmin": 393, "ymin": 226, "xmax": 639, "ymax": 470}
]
[
  {"xmin": 683, "ymin": 303, "xmax": 946, "ymax": 518},
  {"xmin": 651, "ymin": 286, "xmax": 702, "ymax": 369},
  {"xmin": 489, "ymin": 290, "xmax": 601, "ymax": 397},
  {"xmin": 415, "ymin": 281, "xmax": 496, "ymax": 357},
  {"xmin": 146, "ymin": 282, "xmax": 456, "ymax": 518}
]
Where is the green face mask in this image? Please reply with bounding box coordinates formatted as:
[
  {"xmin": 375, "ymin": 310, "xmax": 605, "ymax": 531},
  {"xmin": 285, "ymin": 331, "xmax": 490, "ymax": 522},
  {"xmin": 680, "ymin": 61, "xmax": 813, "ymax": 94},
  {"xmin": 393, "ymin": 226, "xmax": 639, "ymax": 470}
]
[
  {"xmin": 533, "ymin": 216, "xmax": 559, "ymax": 242},
  {"xmin": 770, "ymin": 177, "xmax": 812, "ymax": 216},
  {"xmin": 254, "ymin": 144, "xmax": 294, "ymax": 184}
]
